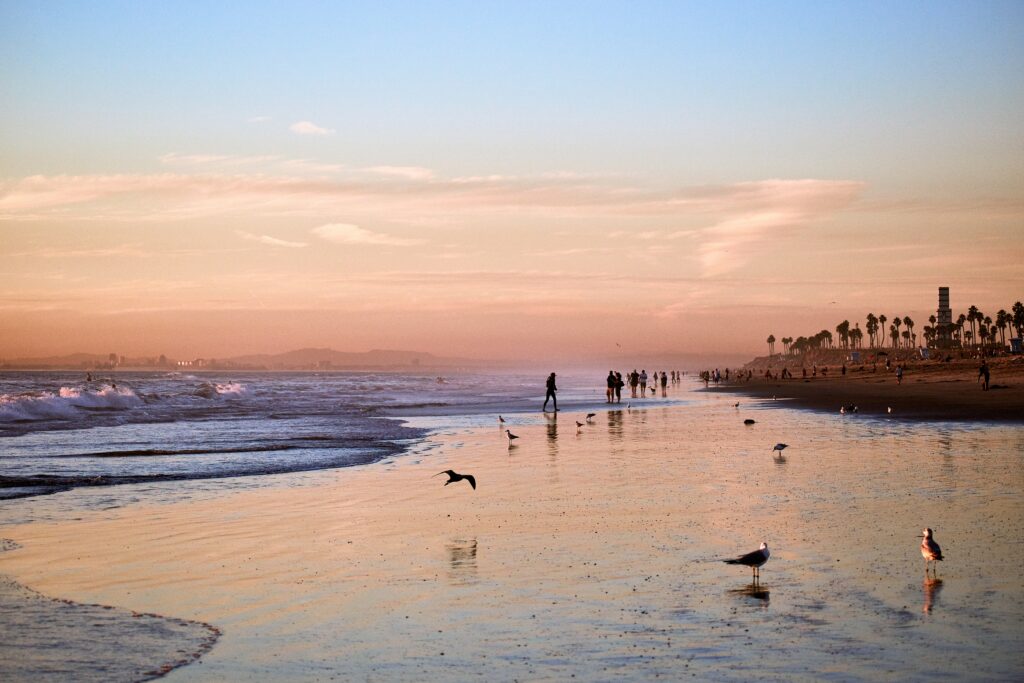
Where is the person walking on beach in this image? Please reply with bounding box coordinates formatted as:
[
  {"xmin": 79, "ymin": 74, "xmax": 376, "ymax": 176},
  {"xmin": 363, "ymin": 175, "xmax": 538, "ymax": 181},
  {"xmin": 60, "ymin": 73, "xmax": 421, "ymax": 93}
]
[
  {"xmin": 543, "ymin": 372, "xmax": 558, "ymax": 411},
  {"xmin": 979, "ymin": 361, "xmax": 990, "ymax": 390},
  {"xmin": 896, "ymin": 364, "xmax": 904, "ymax": 385},
  {"xmin": 629, "ymin": 370, "xmax": 639, "ymax": 398},
  {"xmin": 639, "ymin": 370, "xmax": 648, "ymax": 396},
  {"xmin": 606, "ymin": 371, "xmax": 616, "ymax": 403},
  {"xmin": 615, "ymin": 372, "xmax": 624, "ymax": 403}
]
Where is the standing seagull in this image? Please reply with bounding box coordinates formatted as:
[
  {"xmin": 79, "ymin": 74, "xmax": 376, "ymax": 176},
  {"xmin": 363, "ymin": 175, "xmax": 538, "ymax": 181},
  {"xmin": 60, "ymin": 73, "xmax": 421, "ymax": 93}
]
[
  {"xmin": 498, "ymin": 415, "xmax": 506, "ymax": 424},
  {"xmin": 505, "ymin": 429, "xmax": 519, "ymax": 447},
  {"xmin": 433, "ymin": 470, "xmax": 476, "ymax": 490},
  {"xmin": 772, "ymin": 443, "xmax": 788, "ymax": 454},
  {"xmin": 575, "ymin": 420, "xmax": 584, "ymax": 434},
  {"xmin": 919, "ymin": 528, "xmax": 944, "ymax": 576},
  {"xmin": 586, "ymin": 413, "xmax": 596, "ymax": 423},
  {"xmin": 724, "ymin": 542, "xmax": 770, "ymax": 581}
]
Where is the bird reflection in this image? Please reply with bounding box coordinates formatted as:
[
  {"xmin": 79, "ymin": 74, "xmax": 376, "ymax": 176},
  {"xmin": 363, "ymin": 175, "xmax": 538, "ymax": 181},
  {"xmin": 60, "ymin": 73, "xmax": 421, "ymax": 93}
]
[
  {"xmin": 773, "ymin": 453, "xmax": 787, "ymax": 465},
  {"xmin": 922, "ymin": 577, "xmax": 943, "ymax": 614},
  {"xmin": 446, "ymin": 538, "xmax": 478, "ymax": 585},
  {"xmin": 729, "ymin": 583, "xmax": 770, "ymax": 607}
]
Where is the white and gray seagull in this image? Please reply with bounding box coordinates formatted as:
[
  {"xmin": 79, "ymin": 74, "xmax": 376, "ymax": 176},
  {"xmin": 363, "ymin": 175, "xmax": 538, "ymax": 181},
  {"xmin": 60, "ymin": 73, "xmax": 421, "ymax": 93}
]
[
  {"xmin": 724, "ymin": 542, "xmax": 771, "ymax": 581},
  {"xmin": 919, "ymin": 528, "xmax": 944, "ymax": 576}
]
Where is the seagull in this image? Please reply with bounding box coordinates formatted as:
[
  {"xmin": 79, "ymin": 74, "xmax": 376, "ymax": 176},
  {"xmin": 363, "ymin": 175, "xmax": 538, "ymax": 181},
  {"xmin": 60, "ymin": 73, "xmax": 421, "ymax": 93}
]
[
  {"xmin": 919, "ymin": 528, "xmax": 944, "ymax": 576},
  {"xmin": 498, "ymin": 415, "xmax": 505, "ymax": 424},
  {"xmin": 586, "ymin": 413, "xmax": 596, "ymax": 423},
  {"xmin": 433, "ymin": 470, "xmax": 476, "ymax": 490},
  {"xmin": 723, "ymin": 542, "xmax": 770, "ymax": 580},
  {"xmin": 505, "ymin": 429, "xmax": 519, "ymax": 446},
  {"xmin": 575, "ymin": 420, "xmax": 584, "ymax": 434},
  {"xmin": 744, "ymin": 419, "xmax": 756, "ymax": 425},
  {"xmin": 772, "ymin": 443, "xmax": 788, "ymax": 454}
]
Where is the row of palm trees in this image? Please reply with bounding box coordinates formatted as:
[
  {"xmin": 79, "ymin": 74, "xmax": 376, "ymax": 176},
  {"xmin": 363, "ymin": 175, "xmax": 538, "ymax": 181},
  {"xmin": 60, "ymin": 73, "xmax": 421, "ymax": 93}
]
[{"xmin": 768, "ymin": 301, "xmax": 1024, "ymax": 357}]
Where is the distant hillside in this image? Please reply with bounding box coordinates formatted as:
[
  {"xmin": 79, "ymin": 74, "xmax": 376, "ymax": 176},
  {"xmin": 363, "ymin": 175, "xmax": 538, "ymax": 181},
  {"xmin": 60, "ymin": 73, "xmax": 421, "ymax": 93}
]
[{"xmin": 225, "ymin": 347, "xmax": 484, "ymax": 370}]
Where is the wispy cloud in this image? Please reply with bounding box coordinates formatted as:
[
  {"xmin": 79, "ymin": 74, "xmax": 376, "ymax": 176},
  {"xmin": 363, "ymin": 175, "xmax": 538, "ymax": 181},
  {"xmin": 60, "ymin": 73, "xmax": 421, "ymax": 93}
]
[
  {"xmin": 248, "ymin": 115, "xmax": 272, "ymax": 123},
  {"xmin": 235, "ymin": 230, "xmax": 307, "ymax": 248},
  {"xmin": 312, "ymin": 223, "xmax": 425, "ymax": 247},
  {"xmin": 365, "ymin": 166, "xmax": 435, "ymax": 181},
  {"xmin": 290, "ymin": 120, "xmax": 335, "ymax": 136}
]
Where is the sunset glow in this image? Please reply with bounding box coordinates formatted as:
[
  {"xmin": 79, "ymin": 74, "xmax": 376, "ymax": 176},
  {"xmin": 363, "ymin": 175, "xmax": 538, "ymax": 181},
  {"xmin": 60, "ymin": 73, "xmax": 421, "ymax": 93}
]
[{"xmin": 2, "ymin": 2, "xmax": 1022, "ymax": 361}]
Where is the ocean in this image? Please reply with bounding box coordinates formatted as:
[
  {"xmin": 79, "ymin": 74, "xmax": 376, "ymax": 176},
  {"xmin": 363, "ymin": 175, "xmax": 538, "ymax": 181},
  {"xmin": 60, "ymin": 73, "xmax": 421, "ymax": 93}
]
[{"xmin": 0, "ymin": 370, "xmax": 657, "ymax": 503}]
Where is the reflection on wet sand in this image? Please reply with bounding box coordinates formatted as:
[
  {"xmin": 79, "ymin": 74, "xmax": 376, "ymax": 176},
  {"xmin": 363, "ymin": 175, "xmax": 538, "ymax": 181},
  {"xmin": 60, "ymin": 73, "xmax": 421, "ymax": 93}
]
[
  {"xmin": 730, "ymin": 583, "xmax": 770, "ymax": 607},
  {"xmin": 773, "ymin": 453, "xmax": 787, "ymax": 465},
  {"xmin": 923, "ymin": 577, "xmax": 943, "ymax": 614},
  {"xmin": 446, "ymin": 538, "xmax": 478, "ymax": 585}
]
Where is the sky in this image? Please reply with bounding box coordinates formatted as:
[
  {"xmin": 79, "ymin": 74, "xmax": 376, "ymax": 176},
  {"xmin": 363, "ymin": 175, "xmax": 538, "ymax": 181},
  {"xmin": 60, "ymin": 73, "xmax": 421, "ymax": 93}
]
[{"xmin": 1, "ymin": 1, "xmax": 1022, "ymax": 362}]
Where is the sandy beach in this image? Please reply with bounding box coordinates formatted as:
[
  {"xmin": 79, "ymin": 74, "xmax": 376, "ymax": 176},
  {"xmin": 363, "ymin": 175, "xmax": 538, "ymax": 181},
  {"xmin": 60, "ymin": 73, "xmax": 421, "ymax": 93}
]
[
  {"xmin": 711, "ymin": 357, "xmax": 1024, "ymax": 421},
  {"xmin": 2, "ymin": 393, "xmax": 1022, "ymax": 681}
]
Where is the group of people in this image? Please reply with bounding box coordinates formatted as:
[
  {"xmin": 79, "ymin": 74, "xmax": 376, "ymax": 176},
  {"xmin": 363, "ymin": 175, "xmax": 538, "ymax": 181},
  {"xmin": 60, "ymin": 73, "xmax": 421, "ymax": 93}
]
[{"xmin": 541, "ymin": 369, "xmax": 686, "ymax": 411}]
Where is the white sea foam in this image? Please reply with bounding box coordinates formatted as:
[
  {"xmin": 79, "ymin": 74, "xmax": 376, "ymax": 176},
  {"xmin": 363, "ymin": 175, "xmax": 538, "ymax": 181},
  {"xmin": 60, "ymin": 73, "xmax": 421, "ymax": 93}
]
[{"xmin": 0, "ymin": 385, "xmax": 142, "ymax": 422}]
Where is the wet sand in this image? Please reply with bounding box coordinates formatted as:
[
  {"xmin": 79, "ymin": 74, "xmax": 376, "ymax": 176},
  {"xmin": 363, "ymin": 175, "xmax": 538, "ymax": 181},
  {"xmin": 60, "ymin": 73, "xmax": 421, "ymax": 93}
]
[
  {"xmin": 711, "ymin": 357, "xmax": 1024, "ymax": 421},
  {"xmin": 1, "ymin": 399, "xmax": 1022, "ymax": 680}
]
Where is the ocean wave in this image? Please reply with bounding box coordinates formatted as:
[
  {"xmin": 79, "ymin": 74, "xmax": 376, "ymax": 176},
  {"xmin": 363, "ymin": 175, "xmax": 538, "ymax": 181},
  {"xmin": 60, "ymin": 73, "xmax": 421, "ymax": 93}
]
[
  {"xmin": 194, "ymin": 381, "xmax": 248, "ymax": 399},
  {"xmin": 0, "ymin": 386, "xmax": 142, "ymax": 422}
]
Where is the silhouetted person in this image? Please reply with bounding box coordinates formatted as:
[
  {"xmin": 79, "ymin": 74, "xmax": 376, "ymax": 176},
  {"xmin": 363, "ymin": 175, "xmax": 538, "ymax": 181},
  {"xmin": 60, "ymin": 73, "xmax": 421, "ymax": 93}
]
[
  {"xmin": 543, "ymin": 372, "xmax": 558, "ymax": 411},
  {"xmin": 979, "ymin": 361, "xmax": 990, "ymax": 390}
]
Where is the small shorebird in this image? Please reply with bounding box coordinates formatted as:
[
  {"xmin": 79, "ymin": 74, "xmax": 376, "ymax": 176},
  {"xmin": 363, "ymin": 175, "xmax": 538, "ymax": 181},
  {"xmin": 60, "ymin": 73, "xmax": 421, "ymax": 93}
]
[
  {"xmin": 498, "ymin": 415, "xmax": 505, "ymax": 424},
  {"xmin": 433, "ymin": 470, "xmax": 476, "ymax": 490},
  {"xmin": 919, "ymin": 528, "xmax": 944, "ymax": 576},
  {"xmin": 505, "ymin": 429, "xmax": 519, "ymax": 446},
  {"xmin": 575, "ymin": 420, "xmax": 584, "ymax": 434},
  {"xmin": 744, "ymin": 419, "xmax": 756, "ymax": 425},
  {"xmin": 585, "ymin": 413, "xmax": 596, "ymax": 423},
  {"xmin": 734, "ymin": 402, "xmax": 740, "ymax": 409},
  {"xmin": 772, "ymin": 443, "xmax": 788, "ymax": 454},
  {"xmin": 724, "ymin": 542, "xmax": 770, "ymax": 580}
]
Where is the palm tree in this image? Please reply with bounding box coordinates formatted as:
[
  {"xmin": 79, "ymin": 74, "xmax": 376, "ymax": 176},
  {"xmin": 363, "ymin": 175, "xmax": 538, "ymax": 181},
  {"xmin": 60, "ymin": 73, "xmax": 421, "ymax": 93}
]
[
  {"xmin": 892, "ymin": 317, "xmax": 902, "ymax": 348},
  {"xmin": 865, "ymin": 313, "xmax": 878, "ymax": 348},
  {"xmin": 904, "ymin": 316, "xmax": 914, "ymax": 347},
  {"xmin": 767, "ymin": 334, "xmax": 776, "ymax": 356},
  {"xmin": 851, "ymin": 325, "xmax": 863, "ymax": 349},
  {"xmin": 889, "ymin": 323, "xmax": 898, "ymax": 349},
  {"xmin": 967, "ymin": 305, "xmax": 979, "ymax": 346},
  {"xmin": 836, "ymin": 320, "xmax": 850, "ymax": 349},
  {"xmin": 996, "ymin": 309, "xmax": 1009, "ymax": 346},
  {"xmin": 878, "ymin": 314, "xmax": 887, "ymax": 348},
  {"xmin": 957, "ymin": 314, "xmax": 967, "ymax": 347},
  {"xmin": 1013, "ymin": 302, "xmax": 1024, "ymax": 338}
]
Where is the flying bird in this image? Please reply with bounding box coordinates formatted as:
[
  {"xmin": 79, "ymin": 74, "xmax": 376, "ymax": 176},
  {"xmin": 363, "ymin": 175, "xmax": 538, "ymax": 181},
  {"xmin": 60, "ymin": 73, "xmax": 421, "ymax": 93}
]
[
  {"xmin": 744, "ymin": 419, "xmax": 756, "ymax": 425},
  {"xmin": 723, "ymin": 542, "xmax": 770, "ymax": 580},
  {"xmin": 919, "ymin": 528, "xmax": 944, "ymax": 576},
  {"xmin": 433, "ymin": 470, "xmax": 476, "ymax": 490},
  {"xmin": 772, "ymin": 443, "xmax": 788, "ymax": 453}
]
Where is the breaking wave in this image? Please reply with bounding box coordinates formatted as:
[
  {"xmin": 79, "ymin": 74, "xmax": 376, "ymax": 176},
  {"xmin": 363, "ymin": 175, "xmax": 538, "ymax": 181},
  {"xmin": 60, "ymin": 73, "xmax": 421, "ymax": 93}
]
[{"xmin": 0, "ymin": 386, "xmax": 143, "ymax": 423}]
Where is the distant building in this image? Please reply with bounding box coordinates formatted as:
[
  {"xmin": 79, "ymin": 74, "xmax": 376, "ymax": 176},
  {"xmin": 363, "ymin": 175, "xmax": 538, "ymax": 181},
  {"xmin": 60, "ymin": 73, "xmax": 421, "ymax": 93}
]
[{"xmin": 937, "ymin": 286, "xmax": 953, "ymax": 347}]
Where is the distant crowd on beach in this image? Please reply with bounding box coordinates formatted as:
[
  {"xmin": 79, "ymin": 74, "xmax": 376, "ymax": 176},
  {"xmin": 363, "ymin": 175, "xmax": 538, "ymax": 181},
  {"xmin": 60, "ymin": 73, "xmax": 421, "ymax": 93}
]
[{"xmin": 598, "ymin": 369, "xmax": 685, "ymax": 404}]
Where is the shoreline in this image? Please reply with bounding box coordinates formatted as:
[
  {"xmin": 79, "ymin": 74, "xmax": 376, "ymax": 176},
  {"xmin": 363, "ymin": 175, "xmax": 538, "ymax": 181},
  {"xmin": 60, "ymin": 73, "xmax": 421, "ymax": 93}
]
[
  {"xmin": 1, "ymin": 398, "xmax": 1022, "ymax": 679},
  {"xmin": 707, "ymin": 357, "xmax": 1024, "ymax": 422}
]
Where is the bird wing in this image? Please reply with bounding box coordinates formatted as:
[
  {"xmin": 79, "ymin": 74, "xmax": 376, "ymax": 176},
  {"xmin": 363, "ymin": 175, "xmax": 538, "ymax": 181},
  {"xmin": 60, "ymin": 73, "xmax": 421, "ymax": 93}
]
[
  {"xmin": 465, "ymin": 474, "xmax": 476, "ymax": 490},
  {"xmin": 725, "ymin": 549, "xmax": 766, "ymax": 565}
]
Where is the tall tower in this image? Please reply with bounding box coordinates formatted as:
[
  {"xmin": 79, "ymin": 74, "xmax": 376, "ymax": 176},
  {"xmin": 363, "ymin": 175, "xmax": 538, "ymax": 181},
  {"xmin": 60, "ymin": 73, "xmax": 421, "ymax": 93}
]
[{"xmin": 937, "ymin": 286, "xmax": 952, "ymax": 347}]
